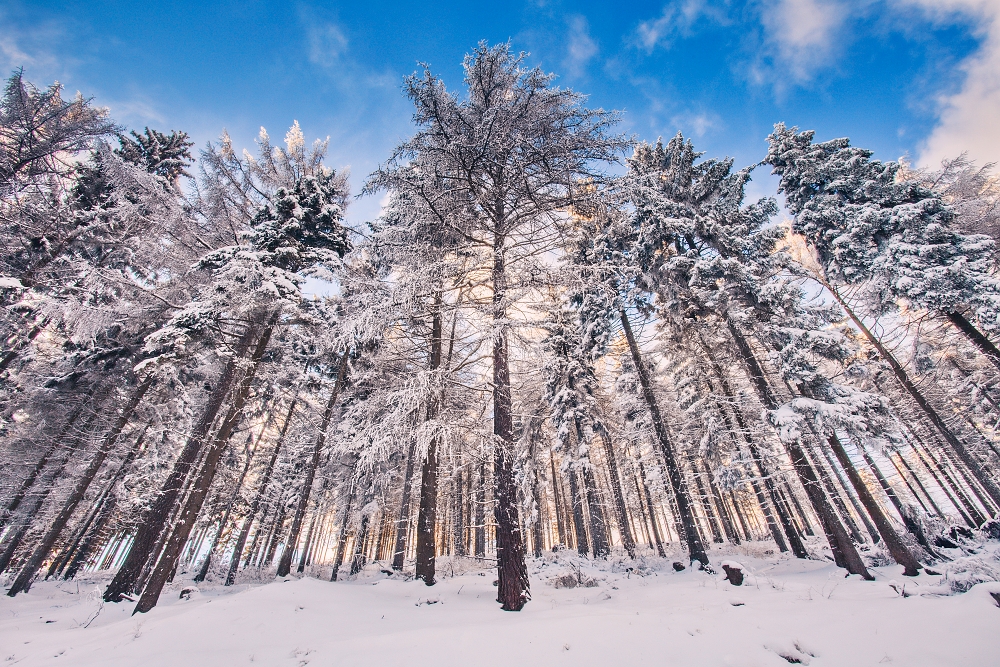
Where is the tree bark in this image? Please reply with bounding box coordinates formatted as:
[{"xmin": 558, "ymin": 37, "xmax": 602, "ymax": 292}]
[
  {"xmin": 330, "ymin": 480, "xmax": 356, "ymax": 582},
  {"xmin": 823, "ymin": 283, "xmax": 1000, "ymax": 510},
  {"xmin": 491, "ymin": 244, "xmax": 529, "ymax": 611},
  {"xmin": 567, "ymin": 467, "xmax": 590, "ymax": 556},
  {"xmin": 277, "ymin": 354, "xmax": 348, "ymax": 577},
  {"xmin": 829, "ymin": 434, "xmax": 921, "ymax": 576},
  {"xmin": 597, "ymin": 429, "xmax": 636, "ymax": 557},
  {"xmin": 8, "ymin": 376, "xmax": 153, "ymax": 595},
  {"xmin": 725, "ymin": 317, "xmax": 873, "ymax": 579},
  {"xmin": 224, "ymin": 396, "xmax": 297, "ymax": 585},
  {"xmin": 133, "ymin": 317, "xmax": 275, "ymax": 614},
  {"xmin": 103, "ymin": 321, "xmax": 261, "ymax": 603},
  {"xmin": 63, "ymin": 427, "xmax": 149, "ymax": 580},
  {"xmin": 391, "ymin": 438, "xmax": 418, "ymax": 570},
  {"xmin": 415, "ymin": 298, "xmax": 443, "ymax": 585},
  {"xmin": 620, "ymin": 310, "xmax": 708, "ymax": 566},
  {"xmin": 947, "ymin": 310, "xmax": 1000, "ymax": 372}
]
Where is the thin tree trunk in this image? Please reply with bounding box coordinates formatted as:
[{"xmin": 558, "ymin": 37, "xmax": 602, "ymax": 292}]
[
  {"xmin": 225, "ymin": 397, "xmax": 297, "ymax": 585},
  {"xmin": 103, "ymin": 321, "xmax": 261, "ymax": 603},
  {"xmin": 947, "ymin": 311, "xmax": 1000, "ymax": 372},
  {"xmin": 726, "ymin": 318, "xmax": 873, "ymax": 579},
  {"xmin": 8, "ymin": 377, "xmax": 154, "ymax": 595},
  {"xmin": 829, "ymin": 434, "xmax": 921, "ymax": 576},
  {"xmin": 277, "ymin": 354, "xmax": 349, "ymax": 578},
  {"xmin": 597, "ymin": 429, "xmax": 636, "ymax": 557},
  {"xmin": 331, "ymin": 481, "xmax": 356, "ymax": 582},
  {"xmin": 391, "ymin": 438, "xmax": 418, "ymax": 570},
  {"xmin": 567, "ymin": 468, "xmax": 590, "ymax": 556},
  {"xmin": 548, "ymin": 450, "xmax": 567, "ymax": 549},
  {"xmin": 621, "ymin": 310, "xmax": 708, "ymax": 565},
  {"xmin": 635, "ymin": 457, "xmax": 667, "ymax": 557},
  {"xmin": 133, "ymin": 317, "xmax": 275, "ymax": 614},
  {"xmin": 349, "ymin": 514, "xmax": 370, "ymax": 576},
  {"xmin": 63, "ymin": 427, "xmax": 149, "ymax": 580},
  {"xmin": 824, "ymin": 283, "xmax": 1000, "ymax": 509},
  {"xmin": 474, "ymin": 460, "xmax": 486, "ymax": 558}
]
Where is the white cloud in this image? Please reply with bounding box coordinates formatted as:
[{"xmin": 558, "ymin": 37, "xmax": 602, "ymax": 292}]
[
  {"xmin": 900, "ymin": 0, "xmax": 1000, "ymax": 168},
  {"xmin": 669, "ymin": 110, "xmax": 720, "ymax": 137},
  {"xmin": 306, "ymin": 21, "xmax": 349, "ymax": 68},
  {"xmin": 564, "ymin": 15, "xmax": 599, "ymax": 77},
  {"xmin": 634, "ymin": 0, "xmax": 721, "ymax": 52},
  {"xmin": 758, "ymin": 0, "xmax": 848, "ymax": 82}
]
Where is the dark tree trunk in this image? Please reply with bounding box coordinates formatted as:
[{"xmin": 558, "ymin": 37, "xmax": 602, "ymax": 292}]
[
  {"xmin": 947, "ymin": 311, "xmax": 1000, "ymax": 372},
  {"xmin": 349, "ymin": 514, "xmax": 370, "ymax": 576},
  {"xmin": 133, "ymin": 318, "xmax": 275, "ymax": 614},
  {"xmin": 582, "ymin": 465, "xmax": 610, "ymax": 557},
  {"xmin": 391, "ymin": 438, "xmax": 418, "ymax": 570},
  {"xmin": 702, "ymin": 460, "xmax": 739, "ymax": 544},
  {"xmin": 454, "ymin": 465, "xmax": 467, "ymax": 557},
  {"xmin": 597, "ymin": 430, "xmax": 636, "ymax": 557},
  {"xmin": 297, "ymin": 511, "xmax": 320, "ymax": 573},
  {"xmin": 829, "ymin": 435, "xmax": 921, "ymax": 576},
  {"xmin": 635, "ymin": 457, "xmax": 667, "ymax": 557},
  {"xmin": 277, "ymin": 354, "xmax": 348, "ymax": 577},
  {"xmin": 8, "ymin": 377, "xmax": 153, "ymax": 596},
  {"xmin": 474, "ymin": 460, "xmax": 486, "ymax": 558},
  {"xmin": 330, "ymin": 480, "xmax": 356, "ymax": 582},
  {"xmin": 567, "ymin": 468, "xmax": 590, "ymax": 556},
  {"xmin": 491, "ymin": 245, "xmax": 529, "ymax": 611},
  {"xmin": 416, "ymin": 300, "xmax": 443, "ymax": 585},
  {"xmin": 195, "ymin": 425, "xmax": 264, "ymax": 583},
  {"xmin": 621, "ymin": 310, "xmax": 708, "ymax": 566},
  {"xmin": 691, "ymin": 467, "xmax": 724, "ymax": 543},
  {"xmin": 63, "ymin": 427, "xmax": 149, "ymax": 580},
  {"xmin": 1, "ymin": 387, "xmax": 98, "ymax": 530},
  {"xmin": 103, "ymin": 322, "xmax": 261, "ymax": 603},
  {"xmin": 225, "ymin": 397, "xmax": 297, "ymax": 585},
  {"xmin": 825, "ymin": 284, "xmax": 1000, "ymax": 509},
  {"xmin": 548, "ymin": 450, "xmax": 567, "ymax": 549},
  {"xmin": 726, "ymin": 318, "xmax": 873, "ymax": 579},
  {"xmin": 697, "ymin": 337, "xmax": 806, "ymax": 557}
]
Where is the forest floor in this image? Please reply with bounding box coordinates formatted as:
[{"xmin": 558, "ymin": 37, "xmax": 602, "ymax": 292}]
[{"xmin": 2, "ymin": 543, "xmax": 999, "ymax": 666}]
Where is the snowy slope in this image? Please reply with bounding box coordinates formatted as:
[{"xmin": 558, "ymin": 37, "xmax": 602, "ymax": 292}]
[{"xmin": 2, "ymin": 552, "xmax": 998, "ymax": 666}]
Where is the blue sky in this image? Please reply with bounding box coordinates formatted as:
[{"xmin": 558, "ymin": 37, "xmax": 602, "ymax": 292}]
[{"xmin": 3, "ymin": 0, "xmax": 998, "ymax": 223}]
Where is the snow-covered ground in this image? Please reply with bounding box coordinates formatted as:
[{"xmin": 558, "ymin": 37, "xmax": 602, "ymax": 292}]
[{"xmin": 2, "ymin": 547, "xmax": 999, "ymax": 666}]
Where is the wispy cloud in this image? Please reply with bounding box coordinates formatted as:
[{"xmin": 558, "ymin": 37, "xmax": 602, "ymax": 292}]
[
  {"xmin": 754, "ymin": 0, "xmax": 849, "ymax": 84},
  {"xmin": 633, "ymin": 0, "xmax": 725, "ymax": 53},
  {"xmin": 0, "ymin": 11, "xmax": 72, "ymax": 83},
  {"xmin": 564, "ymin": 15, "xmax": 599, "ymax": 77},
  {"xmin": 669, "ymin": 110, "xmax": 721, "ymax": 138},
  {"xmin": 305, "ymin": 19, "xmax": 349, "ymax": 68},
  {"xmin": 899, "ymin": 0, "xmax": 1000, "ymax": 168}
]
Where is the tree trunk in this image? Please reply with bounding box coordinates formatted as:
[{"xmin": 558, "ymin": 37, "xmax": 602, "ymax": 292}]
[
  {"xmin": 491, "ymin": 244, "xmax": 529, "ymax": 611},
  {"xmin": 597, "ymin": 430, "xmax": 636, "ymax": 558},
  {"xmin": 330, "ymin": 481, "xmax": 356, "ymax": 582},
  {"xmin": 277, "ymin": 354, "xmax": 348, "ymax": 578},
  {"xmin": 1, "ymin": 386, "xmax": 99, "ymax": 530},
  {"xmin": 829, "ymin": 434, "xmax": 922, "ymax": 576},
  {"xmin": 103, "ymin": 321, "xmax": 262, "ymax": 603},
  {"xmin": 697, "ymin": 336, "xmax": 806, "ymax": 557},
  {"xmin": 548, "ymin": 450, "xmax": 567, "ymax": 549},
  {"xmin": 635, "ymin": 456, "xmax": 667, "ymax": 557},
  {"xmin": 225, "ymin": 396, "xmax": 297, "ymax": 585},
  {"xmin": 621, "ymin": 310, "xmax": 708, "ymax": 566},
  {"xmin": 567, "ymin": 467, "xmax": 590, "ymax": 556},
  {"xmin": 8, "ymin": 377, "xmax": 153, "ymax": 596},
  {"xmin": 63, "ymin": 427, "xmax": 149, "ymax": 580},
  {"xmin": 824, "ymin": 283, "xmax": 1000, "ymax": 510},
  {"xmin": 474, "ymin": 460, "xmax": 486, "ymax": 558},
  {"xmin": 133, "ymin": 317, "xmax": 275, "ymax": 614},
  {"xmin": 726, "ymin": 318, "xmax": 873, "ymax": 579},
  {"xmin": 416, "ymin": 299, "xmax": 444, "ymax": 585},
  {"xmin": 391, "ymin": 438, "xmax": 418, "ymax": 570},
  {"xmin": 947, "ymin": 310, "xmax": 1000, "ymax": 372}
]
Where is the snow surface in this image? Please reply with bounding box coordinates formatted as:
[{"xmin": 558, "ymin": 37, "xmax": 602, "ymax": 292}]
[{"xmin": 2, "ymin": 550, "xmax": 999, "ymax": 666}]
